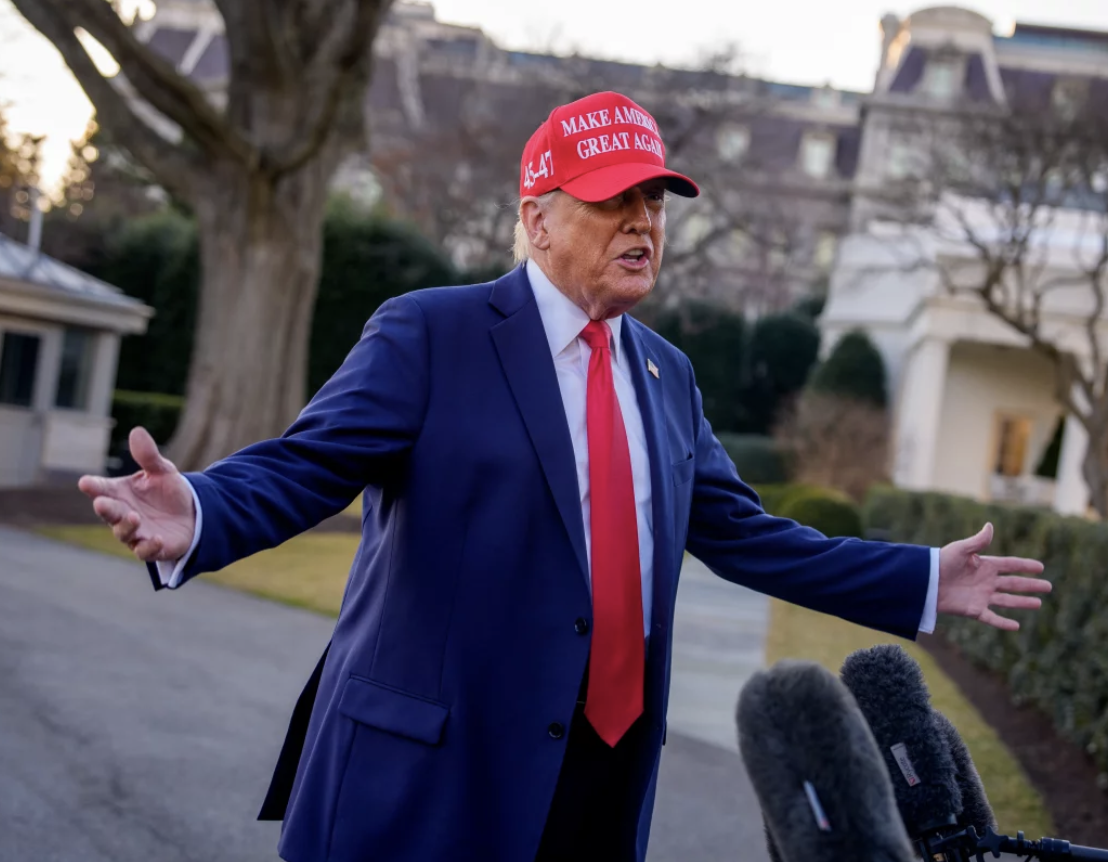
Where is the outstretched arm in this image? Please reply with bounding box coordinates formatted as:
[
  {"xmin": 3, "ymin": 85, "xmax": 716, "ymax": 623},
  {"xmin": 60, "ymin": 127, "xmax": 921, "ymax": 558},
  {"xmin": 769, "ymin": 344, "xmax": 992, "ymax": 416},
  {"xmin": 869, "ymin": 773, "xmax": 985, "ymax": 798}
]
[{"xmin": 79, "ymin": 294, "xmax": 430, "ymax": 587}]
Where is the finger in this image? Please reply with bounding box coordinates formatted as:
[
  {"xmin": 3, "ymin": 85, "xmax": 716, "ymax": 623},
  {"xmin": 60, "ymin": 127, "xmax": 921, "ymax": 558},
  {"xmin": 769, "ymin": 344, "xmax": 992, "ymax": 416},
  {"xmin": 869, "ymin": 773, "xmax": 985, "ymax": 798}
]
[
  {"xmin": 991, "ymin": 593, "xmax": 1042, "ymax": 611},
  {"xmin": 112, "ymin": 512, "xmax": 142, "ymax": 545},
  {"xmin": 961, "ymin": 522, "xmax": 994, "ymax": 554},
  {"xmin": 129, "ymin": 427, "xmax": 174, "ymax": 476},
  {"xmin": 132, "ymin": 535, "xmax": 165, "ymax": 562},
  {"xmin": 79, "ymin": 474, "xmax": 121, "ymax": 500},
  {"xmin": 979, "ymin": 608, "xmax": 1020, "ymax": 631},
  {"xmin": 93, "ymin": 497, "xmax": 132, "ymax": 526},
  {"xmin": 996, "ymin": 575, "xmax": 1053, "ymax": 594},
  {"xmin": 985, "ymin": 556, "xmax": 1045, "ymax": 575}
]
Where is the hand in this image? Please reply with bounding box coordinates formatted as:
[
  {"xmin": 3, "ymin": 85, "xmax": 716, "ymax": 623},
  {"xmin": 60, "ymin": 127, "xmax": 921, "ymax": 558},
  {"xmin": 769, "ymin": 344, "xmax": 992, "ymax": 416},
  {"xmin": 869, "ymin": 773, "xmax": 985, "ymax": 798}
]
[
  {"xmin": 937, "ymin": 523, "xmax": 1051, "ymax": 631},
  {"xmin": 77, "ymin": 427, "xmax": 196, "ymax": 563}
]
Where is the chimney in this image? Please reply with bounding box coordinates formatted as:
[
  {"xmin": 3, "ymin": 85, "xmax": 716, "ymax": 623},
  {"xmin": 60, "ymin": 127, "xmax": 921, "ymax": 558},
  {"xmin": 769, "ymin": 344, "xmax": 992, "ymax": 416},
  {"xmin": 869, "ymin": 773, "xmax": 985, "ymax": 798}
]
[{"xmin": 27, "ymin": 187, "xmax": 43, "ymax": 251}]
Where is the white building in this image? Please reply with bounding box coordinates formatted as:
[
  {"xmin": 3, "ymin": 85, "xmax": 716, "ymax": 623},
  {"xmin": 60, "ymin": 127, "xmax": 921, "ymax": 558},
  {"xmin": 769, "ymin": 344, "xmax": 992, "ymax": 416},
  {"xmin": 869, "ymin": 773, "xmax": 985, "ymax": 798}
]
[
  {"xmin": 0, "ymin": 233, "xmax": 151, "ymax": 487},
  {"xmin": 821, "ymin": 7, "xmax": 1108, "ymax": 516}
]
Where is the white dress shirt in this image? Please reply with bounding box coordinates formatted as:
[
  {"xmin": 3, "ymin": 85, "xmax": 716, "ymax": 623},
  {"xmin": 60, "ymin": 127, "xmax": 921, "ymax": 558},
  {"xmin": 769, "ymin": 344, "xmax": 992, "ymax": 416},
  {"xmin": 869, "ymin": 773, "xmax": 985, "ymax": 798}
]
[
  {"xmin": 160, "ymin": 259, "xmax": 939, "ymax": 634},
  {"xmin": 527, "ymin": 259, "xmax": 655, "ymax": 633}
]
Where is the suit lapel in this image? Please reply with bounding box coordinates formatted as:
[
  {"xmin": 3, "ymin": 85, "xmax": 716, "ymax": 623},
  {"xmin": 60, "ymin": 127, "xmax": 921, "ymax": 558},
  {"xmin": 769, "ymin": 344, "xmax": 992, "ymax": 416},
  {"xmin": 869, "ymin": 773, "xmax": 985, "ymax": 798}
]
[
  {"xmin": 489, "ymin": 269, "xmax": 590, "ymax": 583},
  {"xmin": 621, "ymin": 320, "xmax": 677, "ymax": 640}
]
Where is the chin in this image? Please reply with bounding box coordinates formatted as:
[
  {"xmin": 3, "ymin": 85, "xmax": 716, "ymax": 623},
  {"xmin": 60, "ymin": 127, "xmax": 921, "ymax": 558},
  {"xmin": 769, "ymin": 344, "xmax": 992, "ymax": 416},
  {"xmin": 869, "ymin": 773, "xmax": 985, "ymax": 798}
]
[{"xmin": 608, "ymin": 270, "xmax": 655, "ymax": 304}]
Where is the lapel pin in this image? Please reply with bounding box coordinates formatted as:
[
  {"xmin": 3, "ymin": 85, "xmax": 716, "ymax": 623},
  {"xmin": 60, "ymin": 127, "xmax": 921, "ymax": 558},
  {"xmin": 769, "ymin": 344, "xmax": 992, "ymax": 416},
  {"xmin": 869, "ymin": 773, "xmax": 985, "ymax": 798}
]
[{"xmin": 647, "ymin": 358, "xmax": 660, "ymax": 379}]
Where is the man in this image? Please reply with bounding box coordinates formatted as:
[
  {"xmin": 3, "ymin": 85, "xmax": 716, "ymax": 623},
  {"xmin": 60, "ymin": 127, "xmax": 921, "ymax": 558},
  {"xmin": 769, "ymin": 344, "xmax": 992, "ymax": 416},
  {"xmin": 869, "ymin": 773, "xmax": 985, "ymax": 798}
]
[{"xmin": 79, "ymin": 91, "xmax": 1050, "ymax": 862}]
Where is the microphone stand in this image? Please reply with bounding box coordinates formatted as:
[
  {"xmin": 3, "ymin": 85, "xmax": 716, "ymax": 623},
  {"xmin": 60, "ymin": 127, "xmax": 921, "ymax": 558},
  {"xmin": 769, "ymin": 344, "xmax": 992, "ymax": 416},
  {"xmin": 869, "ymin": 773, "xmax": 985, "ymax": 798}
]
[{"xmin": 916, "ymin": 824, "xmax": 1108, "ymax": 861}]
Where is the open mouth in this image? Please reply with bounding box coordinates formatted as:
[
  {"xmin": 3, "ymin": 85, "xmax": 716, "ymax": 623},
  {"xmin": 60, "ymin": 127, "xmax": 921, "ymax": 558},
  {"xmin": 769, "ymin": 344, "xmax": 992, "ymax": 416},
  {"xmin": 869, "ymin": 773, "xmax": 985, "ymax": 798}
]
[{"xmin": 618, "ymin": 249, "xmax": 651, "ymax": 269}]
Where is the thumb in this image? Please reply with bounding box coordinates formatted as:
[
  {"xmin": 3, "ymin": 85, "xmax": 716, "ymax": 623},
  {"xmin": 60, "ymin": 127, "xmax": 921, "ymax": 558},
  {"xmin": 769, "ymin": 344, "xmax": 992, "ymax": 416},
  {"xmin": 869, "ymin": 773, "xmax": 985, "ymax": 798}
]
[
  {"xmin": 129, "ymin": 426, "xmax": 175, "ymax": 476},
  {"xmin": 962, "ymin": 522, "xmax": 993, "ymax": 554}
]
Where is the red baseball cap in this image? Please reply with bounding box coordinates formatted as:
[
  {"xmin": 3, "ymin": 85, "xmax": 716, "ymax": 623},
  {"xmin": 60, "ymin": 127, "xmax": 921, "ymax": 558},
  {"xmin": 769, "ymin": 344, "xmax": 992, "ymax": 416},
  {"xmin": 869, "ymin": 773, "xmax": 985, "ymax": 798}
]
[{"xmin": 519, "ymin": 91, "xmax": 700, "ymax": 202}]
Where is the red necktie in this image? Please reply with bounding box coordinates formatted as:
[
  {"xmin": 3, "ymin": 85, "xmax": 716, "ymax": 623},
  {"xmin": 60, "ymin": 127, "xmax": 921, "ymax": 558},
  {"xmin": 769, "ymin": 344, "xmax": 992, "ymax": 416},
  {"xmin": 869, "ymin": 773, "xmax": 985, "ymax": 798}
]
[{"xmin": 579, "ymin": 320, "xmax": 644, "ymax": 747}]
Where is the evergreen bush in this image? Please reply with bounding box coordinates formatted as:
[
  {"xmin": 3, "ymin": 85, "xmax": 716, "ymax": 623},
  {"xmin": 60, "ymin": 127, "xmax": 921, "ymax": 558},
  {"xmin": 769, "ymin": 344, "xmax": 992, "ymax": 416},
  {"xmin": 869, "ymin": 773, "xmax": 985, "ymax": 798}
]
[
  {"xmin": 779, "ymin": 488, "xmax": 864, "ymax": 538},
  {"xmin": 716, "ymin": 433, "xmax": 789, "ymax": 484},
  {"xmin": 810, "ymin": 329, "xmax": 887, "ymax": 407}
]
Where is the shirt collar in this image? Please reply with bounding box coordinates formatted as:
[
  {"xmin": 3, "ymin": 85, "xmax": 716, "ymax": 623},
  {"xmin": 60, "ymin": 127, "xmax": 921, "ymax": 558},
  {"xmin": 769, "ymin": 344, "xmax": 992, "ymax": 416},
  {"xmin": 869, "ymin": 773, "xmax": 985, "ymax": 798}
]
[{"xmin": 525, "ymin": 259, "xmax": 623, "ymax": 363}]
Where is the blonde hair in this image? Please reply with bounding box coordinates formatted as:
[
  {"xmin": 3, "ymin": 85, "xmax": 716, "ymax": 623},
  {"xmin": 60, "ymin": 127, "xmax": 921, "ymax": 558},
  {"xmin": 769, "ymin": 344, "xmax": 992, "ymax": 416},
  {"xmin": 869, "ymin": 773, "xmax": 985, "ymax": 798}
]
[{"xmin": 512, "ymin": 191, "xmax": 558, "ymax": 264}]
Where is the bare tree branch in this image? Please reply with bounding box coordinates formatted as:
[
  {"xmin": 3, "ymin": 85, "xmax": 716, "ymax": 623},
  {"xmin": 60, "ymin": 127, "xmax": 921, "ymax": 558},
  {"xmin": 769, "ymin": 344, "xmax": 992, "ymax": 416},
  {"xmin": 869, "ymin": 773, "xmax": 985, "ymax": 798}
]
[
  {"xmin": 264, "ymin": 0, "xmax": 389, "ymax": 176},
  {"xmin": 16, "ymin": 0, "xmax": 253, "ymax": 164},
  {"xmin": 9, "ymin": 0, "xmax": 200, "ymax": 198}
]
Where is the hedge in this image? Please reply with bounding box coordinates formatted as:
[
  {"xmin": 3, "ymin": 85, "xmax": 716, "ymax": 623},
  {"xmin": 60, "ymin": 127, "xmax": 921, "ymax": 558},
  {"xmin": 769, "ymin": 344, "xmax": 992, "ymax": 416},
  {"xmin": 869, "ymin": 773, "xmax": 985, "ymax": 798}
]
[
  {"xmin": 778, "ymin": 487, "xmax": 864, "ymax": 538},
  {"xmin": 717, "ymin": 433, "xmax": 789, "ymax": 485},
  {"xmin": 109, "ymin": 390, "xmax": 185, "ymax": 473},
  {"xmin": 863, "ymin": 484, "xmax": 1108, "ymax": 787}
]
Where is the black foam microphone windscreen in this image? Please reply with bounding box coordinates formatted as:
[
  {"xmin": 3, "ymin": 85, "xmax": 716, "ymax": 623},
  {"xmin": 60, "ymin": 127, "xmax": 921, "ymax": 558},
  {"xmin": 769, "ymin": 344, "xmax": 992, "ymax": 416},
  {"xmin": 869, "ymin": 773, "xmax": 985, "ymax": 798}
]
[
  {"xmin": 840, "ymin": 644, "xmax": 963, "ymax": 838},
  {"xmin": 933, "ymin": 709, "xmax": 998, "ymax": 837},
  {"xmin": 737, "ymin": 659, "xmax": 917, "ymax": 862}
]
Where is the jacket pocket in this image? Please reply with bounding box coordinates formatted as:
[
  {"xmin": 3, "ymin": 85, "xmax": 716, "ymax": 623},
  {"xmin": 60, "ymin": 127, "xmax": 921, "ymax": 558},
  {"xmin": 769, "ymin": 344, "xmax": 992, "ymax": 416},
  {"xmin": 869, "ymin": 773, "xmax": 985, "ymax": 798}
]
[
  {"xmin": 338, "ymin": 676, "xmax": 449, "ymax": 745},
  {"xmin": 672, "ymin": 455, "xmax": 695, "ymax": 486}
]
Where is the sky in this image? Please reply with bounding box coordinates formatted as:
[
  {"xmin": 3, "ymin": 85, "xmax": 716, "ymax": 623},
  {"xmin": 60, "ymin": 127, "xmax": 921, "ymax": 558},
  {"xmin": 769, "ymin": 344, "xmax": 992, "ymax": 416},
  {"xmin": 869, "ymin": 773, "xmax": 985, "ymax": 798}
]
[{"xmin": 2, "ymin": 0, "xmax": 1108, "ymax": 190}]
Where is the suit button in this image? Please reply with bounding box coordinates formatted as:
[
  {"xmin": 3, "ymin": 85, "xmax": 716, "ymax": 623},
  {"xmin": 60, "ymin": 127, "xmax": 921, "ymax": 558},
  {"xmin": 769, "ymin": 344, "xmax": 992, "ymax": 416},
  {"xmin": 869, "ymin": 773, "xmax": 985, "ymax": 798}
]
[
  {"xmin": 548, "ymin": 722, "xmax": 565, "ymax": 739},
  {"xmin": 574, "ymin": 618, "xmax": 590, "ymax": 635}
]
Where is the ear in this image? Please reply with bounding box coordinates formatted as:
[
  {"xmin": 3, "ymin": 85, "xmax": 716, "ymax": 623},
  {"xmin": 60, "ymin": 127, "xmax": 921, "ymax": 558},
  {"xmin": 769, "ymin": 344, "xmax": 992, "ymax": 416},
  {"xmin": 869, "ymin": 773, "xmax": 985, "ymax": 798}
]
[{"xmin": 520, "ymin": 196, "xmax": 553, "ymax": 252}]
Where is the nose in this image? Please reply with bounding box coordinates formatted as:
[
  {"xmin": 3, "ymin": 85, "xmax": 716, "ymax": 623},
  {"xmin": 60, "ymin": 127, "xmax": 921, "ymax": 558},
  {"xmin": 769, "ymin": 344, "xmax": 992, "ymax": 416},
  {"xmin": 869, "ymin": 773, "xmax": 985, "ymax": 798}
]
[{"xmin": 623, "ymin": 191, "xmax": 651, "ymax": 234}]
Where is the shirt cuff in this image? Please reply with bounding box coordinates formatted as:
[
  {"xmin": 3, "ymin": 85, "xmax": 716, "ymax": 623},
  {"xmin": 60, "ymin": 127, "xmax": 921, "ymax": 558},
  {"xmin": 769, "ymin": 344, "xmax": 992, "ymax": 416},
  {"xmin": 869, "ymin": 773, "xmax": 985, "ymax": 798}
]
[
  {"xmin": 155, "ymin": 478, "xmax": 203, "ymax": 589},
  {"xmin": 919, "ymin": 547, "xmax": 940, "ymax": 634}
]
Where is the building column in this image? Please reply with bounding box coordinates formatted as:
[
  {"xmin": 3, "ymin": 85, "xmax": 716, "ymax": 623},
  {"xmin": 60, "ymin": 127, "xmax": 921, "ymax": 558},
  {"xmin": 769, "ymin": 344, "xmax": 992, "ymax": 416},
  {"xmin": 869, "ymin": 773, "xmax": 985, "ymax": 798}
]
[
  {"xmin": 1054, "ymin": 411, "xmax": 1090, "ymax": 516},
  {"xmin": 87, "ymin": 332, "xmax": 121, "ymax": 420},
  {"xmin": 892, "ymin": 336, "xmax": 950, "ymax": 491}
]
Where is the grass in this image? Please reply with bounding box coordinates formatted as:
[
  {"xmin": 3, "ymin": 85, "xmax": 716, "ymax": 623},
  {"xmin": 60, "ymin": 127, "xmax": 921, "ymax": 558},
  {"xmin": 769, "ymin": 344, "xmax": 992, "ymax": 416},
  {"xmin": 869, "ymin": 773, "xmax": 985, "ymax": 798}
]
[
  {"xmin": 35, "ymin": 525, "xmax": 357, "ymax": 617},
  {"xmin": 766, "ymin": 599, "xmax": 1055, "ymax": 837}
]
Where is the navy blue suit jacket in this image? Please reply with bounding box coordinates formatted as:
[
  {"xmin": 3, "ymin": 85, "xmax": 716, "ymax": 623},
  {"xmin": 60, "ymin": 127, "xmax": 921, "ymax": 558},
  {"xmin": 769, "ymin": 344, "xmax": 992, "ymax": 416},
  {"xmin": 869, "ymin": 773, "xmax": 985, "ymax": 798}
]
[{"xmin": 153, "ymin": 265, "xmax": 930, "ymax": 862}]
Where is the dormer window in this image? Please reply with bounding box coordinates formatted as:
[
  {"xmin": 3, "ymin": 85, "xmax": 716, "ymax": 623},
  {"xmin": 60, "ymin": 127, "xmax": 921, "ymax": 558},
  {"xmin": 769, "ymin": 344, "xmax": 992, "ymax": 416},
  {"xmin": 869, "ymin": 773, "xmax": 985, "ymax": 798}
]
[
  {"xmin": 922, "ymin": 56, "xmax": 962, "ymax": 99},
  {"xmin": 1052, "ymin": 78, "xmax": 1088, "ymax": 121},
  {"xmin": 717, "ymin": 124, "xmax": 750, "ymax": 163},
  {"xmin": 800, "ymin": 131, "xmax": 836, "ymax": 179}
]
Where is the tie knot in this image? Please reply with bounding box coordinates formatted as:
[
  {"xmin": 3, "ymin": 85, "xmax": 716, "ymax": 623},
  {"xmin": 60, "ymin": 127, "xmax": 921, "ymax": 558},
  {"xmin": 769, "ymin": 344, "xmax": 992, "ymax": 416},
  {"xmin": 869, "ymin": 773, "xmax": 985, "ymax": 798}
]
[{"xmin": 580, "ymin": 320, "xmax": 612, "ymax": 351}]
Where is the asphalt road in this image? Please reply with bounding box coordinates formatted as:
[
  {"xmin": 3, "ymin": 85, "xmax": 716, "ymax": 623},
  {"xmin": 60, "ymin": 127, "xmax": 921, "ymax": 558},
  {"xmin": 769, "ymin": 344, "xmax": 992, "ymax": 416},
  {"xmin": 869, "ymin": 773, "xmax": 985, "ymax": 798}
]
[{"xmin": 0, "ymin": 526, "xmax": 769, "ymax": 862}]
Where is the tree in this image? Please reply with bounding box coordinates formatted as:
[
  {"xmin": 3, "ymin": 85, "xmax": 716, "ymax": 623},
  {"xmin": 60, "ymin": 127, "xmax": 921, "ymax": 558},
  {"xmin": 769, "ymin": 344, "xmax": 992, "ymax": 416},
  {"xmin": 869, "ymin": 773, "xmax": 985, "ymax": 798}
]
[
  {"xmin": 878, "ymin": 84, "xmax": 1108, "ymax": 515},
  {"xmin": 12, "ymin": 0, "xmax": 394, "ymax": 469},
  {"xmin": 0, "ymin": 106, "xmax": 45, "ymax": 242}
]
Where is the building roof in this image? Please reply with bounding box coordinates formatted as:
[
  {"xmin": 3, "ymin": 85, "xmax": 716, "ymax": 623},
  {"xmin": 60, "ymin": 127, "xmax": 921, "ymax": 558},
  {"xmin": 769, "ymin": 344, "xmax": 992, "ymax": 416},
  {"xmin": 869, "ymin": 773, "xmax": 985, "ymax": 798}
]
[{"xmin": 0, "ymin": 232, "xmax": 148, "ymax": 313}]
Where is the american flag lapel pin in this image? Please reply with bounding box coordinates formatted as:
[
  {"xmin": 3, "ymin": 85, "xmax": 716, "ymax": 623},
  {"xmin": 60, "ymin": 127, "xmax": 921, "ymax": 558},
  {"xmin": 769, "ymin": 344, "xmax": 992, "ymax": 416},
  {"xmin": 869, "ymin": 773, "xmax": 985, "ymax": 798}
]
[{"xmin": 647, "ymin": 358, "xmax": 660, "ymax": 379}]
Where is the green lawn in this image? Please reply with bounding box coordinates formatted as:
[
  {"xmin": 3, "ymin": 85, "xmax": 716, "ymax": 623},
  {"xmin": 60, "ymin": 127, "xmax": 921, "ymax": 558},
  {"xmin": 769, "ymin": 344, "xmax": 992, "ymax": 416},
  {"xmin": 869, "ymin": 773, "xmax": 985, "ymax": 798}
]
[
  {"xmin": 766, "ymin": 599, "xmax": 1054, "ymax": 837},
  {"xmin": 39, "ymin": 523, "xmax": 1054, "ymax": 836}
]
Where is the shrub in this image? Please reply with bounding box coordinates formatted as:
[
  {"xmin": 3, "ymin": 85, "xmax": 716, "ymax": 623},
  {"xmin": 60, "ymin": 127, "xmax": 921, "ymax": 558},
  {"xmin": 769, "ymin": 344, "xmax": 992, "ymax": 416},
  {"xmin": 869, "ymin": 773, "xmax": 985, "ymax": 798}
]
[
  {"xmin": 862, "ymin": 484, "xmax": 1108, "ymax": 788},
  {"xmin": 109, "ymin": 390, "xmax": 185, "ymax": 473},
  {"xmin": 774, "ymin": 390, "xmax": 890, "ymax": 502},
  {"xmin": 810, "ymin": 329, "xmax": 887, "ymax": 407},
  {"xmin": 716, "ymin": 433, "xmax": 789, "ymax": 484},
  {"xmin": 779, "ymin": 488, "xmax": 864, "ymax": 538}
]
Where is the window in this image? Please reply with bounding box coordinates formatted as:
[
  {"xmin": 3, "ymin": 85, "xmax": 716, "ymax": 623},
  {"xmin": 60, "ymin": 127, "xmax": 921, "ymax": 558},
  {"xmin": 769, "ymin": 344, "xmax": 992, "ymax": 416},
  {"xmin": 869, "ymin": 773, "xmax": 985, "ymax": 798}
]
[
  {"xmin": 799, "ymin": 132, "xmax": 836, "ymax": 179},
  {"xmin": 923, "ymin": 58, "xmax": 961, "ymax": 99},
  {"xmin": 55, "ymin": 328, "xmax": 95, "ymax": 410},
  {"xmin": 814, "ymin": 232, "xmax": 837, "ymax": 271},
  {"xmin": 716, "ymin": 124, "xmax": 750, "ymax": 163},
  {"xmin": 993, "ymin": 415, "xmax": 1032, "ymax": 477},
  {"xmin": 0, "ymin": 331, "xmax": 41, "ymax": 408},
  {"xmin": 1051, "ymin": 78, "xmax": 1088, "ymax": 121},
  {"xmin": 887, "ymin": 141, "xmax": 917, "ymax": 180}
]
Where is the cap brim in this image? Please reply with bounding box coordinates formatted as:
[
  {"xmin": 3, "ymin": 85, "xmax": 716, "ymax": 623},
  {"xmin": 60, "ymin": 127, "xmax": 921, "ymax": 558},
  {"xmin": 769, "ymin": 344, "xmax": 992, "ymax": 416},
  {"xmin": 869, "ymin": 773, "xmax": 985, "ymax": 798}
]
[{"xmin": 559, "ymin": 162, "xmax": 700, "ymax": 202}]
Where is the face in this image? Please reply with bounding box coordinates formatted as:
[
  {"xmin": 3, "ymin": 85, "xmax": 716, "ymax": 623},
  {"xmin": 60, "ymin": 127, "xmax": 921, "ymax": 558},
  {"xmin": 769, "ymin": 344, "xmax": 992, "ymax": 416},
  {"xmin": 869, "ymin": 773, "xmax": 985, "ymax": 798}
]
[{"xmin": 522, "ymin": 181, "xmax": 667, "ymax": 320}]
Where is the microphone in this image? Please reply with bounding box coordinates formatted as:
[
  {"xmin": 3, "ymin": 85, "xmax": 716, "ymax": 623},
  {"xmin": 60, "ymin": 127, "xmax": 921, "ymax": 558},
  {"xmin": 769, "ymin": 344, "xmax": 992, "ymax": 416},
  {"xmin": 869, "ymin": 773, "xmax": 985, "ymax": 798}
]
[
  {"xmin": 736, "ymin": 659, "xmax": 917, "ymax": 862},
  {"xmin": 840, "ymin": 644, "xmax": 963, "ymax": 843},
  {"xmin": 932, "ymin": 708, "xmax": 997, "ymax": 838}
]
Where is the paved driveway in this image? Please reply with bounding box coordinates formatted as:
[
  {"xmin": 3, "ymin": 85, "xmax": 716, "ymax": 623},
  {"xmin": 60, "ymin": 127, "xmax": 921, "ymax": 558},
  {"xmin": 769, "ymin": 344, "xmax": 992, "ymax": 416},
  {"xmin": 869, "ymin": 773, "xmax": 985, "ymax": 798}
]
[{"xmin": 0, "ymin": 528, "xmax": 769, "ymax": 862}]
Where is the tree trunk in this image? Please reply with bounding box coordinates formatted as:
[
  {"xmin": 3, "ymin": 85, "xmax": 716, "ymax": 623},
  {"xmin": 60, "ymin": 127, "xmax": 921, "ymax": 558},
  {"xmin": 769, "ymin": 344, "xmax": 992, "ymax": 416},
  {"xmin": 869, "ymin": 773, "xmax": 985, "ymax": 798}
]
[{"xmin": 166, "ymin": 156, "xmax": 334, "ymax": 470}]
